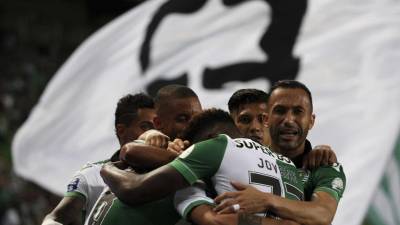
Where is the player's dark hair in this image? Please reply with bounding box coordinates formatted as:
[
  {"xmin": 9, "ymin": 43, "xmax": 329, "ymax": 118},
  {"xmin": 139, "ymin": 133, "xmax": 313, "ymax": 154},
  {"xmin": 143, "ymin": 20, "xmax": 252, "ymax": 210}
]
[
  {"xmin": 269, "ymin": 80, "xmax": 313, "ymax": 111},
  {"xmin": 228, "ymin": 89, "xmax": 269, "ymax": 113},
  {"xmin": 182, "ymin": 108, "xmax": 238, "ymax": 143},
  {"xmin": 154, "ymin": 84, "xmax": 198, "ymax": 110},
  {"xmin": 114, "ymin": 93, "xmax": 154, "ymax": 127}
]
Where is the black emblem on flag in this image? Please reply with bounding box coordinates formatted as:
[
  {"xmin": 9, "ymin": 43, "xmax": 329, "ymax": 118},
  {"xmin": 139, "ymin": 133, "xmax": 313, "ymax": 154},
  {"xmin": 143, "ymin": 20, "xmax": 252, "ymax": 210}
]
[{"xmin": 140, "ymin": 0, "xmax": 307, "ymax": 95}]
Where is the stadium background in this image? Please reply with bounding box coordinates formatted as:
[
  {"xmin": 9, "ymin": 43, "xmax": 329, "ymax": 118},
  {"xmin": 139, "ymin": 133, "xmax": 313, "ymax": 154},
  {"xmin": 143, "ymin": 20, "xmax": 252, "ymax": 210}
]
[
  {"xmin": 0, "ymin": 0, "xmax": 398, "ymax": 225},
  {"xmin": 0, "ymin": 0, "xmax": 142, "ymax": 224}
]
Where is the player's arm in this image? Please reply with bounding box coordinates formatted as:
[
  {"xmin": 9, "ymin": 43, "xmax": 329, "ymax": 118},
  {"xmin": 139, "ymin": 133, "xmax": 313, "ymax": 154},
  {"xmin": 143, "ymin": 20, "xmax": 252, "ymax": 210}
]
[
  {"xmin": 42, "ymin": 168, "xmax": 93, "ymax": 225},
  {"xmin": 214, "ymin": 183, "xmax": 336, "ymax": 225},
  {"xmin": 42, "ymin": 196, "xmax": 84, "ymax": 225},
  {"xmin": 174, "ymin": 182, "xmax": 299, "ymax": 225},
  {"xmin": 120, "ymin": 142, "xmax": 178, "ymax": 169},
  {"xmin": 268, "ymin": 191, "xmax": 337, "ymax": 225},
  {"xmin": 215, "ymin": 163, "xmax": 346, "ymax": 225},
  {"xmin": 268, "ymin": 163, "xmax": 346, "ymax": 225},
  {"xmin": 190, "ymin": 204, "xmax": 300, "ymax": 225},
  {"xmin": 100, "ymin": 162, "xmax": 189, "ymax": 206},
  {"xmin": 102, "ymin": 136, "xmax": 226, "ymax": 206}
]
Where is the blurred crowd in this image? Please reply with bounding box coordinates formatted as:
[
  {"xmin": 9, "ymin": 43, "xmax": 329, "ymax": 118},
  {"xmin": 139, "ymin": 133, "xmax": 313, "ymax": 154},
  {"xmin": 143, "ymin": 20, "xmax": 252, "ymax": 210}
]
[{"xmin": 0, "ymin": 0, "xmax": 143, "ymax": 224}]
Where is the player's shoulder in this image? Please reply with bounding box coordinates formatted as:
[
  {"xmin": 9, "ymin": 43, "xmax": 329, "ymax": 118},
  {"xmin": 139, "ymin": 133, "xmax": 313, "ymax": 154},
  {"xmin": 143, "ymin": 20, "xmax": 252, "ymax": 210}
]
[
  {"xmin": 310, "ymin": 163, "xmax": 346, "ymax": 201},
  {"xmin": 178, "ymin": 135, "xmax": 229, "ymax": 159},
  {"xmin": 196, "ymin": 134, "xmax": 230, "ymax": 146},
  {"xmin": 66, "ymin": 160, "xmax": 108, "ymax": 195},
  {"xmin": 311, "ymin": 163, "xmax": 346, "ymax": 182},
  {"xmin": 79, "ymin": 159, "xmax": 110, "ymax": 172},
  {"xmin": 314, "ymin": 163, "xmax": 345, "ymax": 173},
  {"xmin": 68, "ymin": 160, "xmax": 108, "ymax": 184}
]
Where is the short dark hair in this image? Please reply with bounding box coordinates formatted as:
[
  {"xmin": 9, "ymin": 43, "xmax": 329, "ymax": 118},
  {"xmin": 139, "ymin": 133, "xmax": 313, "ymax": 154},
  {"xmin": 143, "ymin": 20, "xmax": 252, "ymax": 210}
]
[
  {"xmin": 114, "ymin": 93, "xmax": 154, "ymax": 127},
  {"xmin": 182, "ymin": 108, "xmax": 236, "ymax": 143},
  {"xmin": 269, "ymin": 80, "xmax": 313, "ymax": 111},
  {"xmin": 228, "ymin": 89, "xmax": 269, "ymax": 113},
  {"xmin": 154, "ymin": 84, "xmax": 198, "ymax": 110}
]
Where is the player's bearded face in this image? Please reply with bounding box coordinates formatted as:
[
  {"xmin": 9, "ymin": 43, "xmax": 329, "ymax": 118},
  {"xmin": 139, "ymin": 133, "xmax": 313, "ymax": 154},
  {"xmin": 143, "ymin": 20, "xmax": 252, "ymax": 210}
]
[
  {"xmin": 269, "ymin": 121, "xmax": 307, "ymax": 150},
  {"xmin": 267, "ymin": 88, "xmax": 314, "ymax": 153},
  {"xmin": 159, "ymin": 98, "xmax": 202, "ymax": 139}
]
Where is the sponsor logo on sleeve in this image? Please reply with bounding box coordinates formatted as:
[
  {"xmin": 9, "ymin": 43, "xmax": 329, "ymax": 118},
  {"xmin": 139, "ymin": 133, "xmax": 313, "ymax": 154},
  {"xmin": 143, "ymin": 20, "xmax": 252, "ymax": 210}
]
[
  {"xmin": 331, "ymin": 177, "xmax": 344, "ymax": 191},
  {"xmin": 67, "ymin": 178, "xmax": 80, "ymax": 192}
]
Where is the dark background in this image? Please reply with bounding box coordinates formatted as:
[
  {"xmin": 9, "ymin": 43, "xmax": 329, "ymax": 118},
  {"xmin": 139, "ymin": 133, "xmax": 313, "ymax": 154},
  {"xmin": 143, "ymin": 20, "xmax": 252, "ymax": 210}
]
[{"xmin": 0, "ymin": 0, "xmax": 144, "ymax": 224}]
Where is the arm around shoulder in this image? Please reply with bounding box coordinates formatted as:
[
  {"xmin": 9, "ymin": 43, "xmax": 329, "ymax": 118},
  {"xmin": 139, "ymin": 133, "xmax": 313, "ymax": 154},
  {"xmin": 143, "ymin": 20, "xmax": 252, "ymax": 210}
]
[
  {"xmin": 101, "ymin": 162, "xmax": 189, "ymax": 206},
  {"xmin": 120, "ymin": 142, "xmax": 178, "ymax": 169},
  {"xmin": 268, "ymin": 188, "xmax": 339, "ymax": 225},
  {"xmin": 190, "ymin": 204, "xmax": 300, "ymax": 225}
]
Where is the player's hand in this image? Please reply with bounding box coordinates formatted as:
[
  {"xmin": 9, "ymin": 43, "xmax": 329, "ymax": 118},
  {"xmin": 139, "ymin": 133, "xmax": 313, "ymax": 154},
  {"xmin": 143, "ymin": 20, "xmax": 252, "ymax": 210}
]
[
  {"xmin": 302, "ymin": 145, "xmax": 337, "ymax": 169},
  {"xmin": 280, "ymin": 220, "xmax": 301, "ymax": 225},
  {"xmin": 138, "ymin": 129, "xmax": 170, "ymax": 148},
  {"xmin": 42, "ymin": 220, "xmax": 63, "ymax": 225},
  {"xmin": 167, "ymin": 138, "xmax": 190, "ymax": 155},
  {"xmin": 102, "ymin": 161, "xmax": 116, "ymax": 171},
  {"xmin": 214, "ymin": 181, "xmax": 270, "ymax": 214},
  {"xmin": 112, "ymin": 160, "xmax": 129, "ymax": 170}
]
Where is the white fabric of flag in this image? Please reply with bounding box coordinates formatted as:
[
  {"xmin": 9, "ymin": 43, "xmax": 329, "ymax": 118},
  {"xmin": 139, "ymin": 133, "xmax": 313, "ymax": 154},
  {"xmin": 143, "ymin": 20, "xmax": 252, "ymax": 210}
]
[{"xmin": 12, "ymin": 0, "xmax": 400, "ymax": 225}]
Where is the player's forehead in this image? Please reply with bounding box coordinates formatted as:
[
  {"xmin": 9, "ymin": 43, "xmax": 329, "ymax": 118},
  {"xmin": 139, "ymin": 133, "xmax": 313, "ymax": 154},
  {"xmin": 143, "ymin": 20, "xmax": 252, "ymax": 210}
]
[
  {"xmin": 136, "ymin": 108, "xmax": 156, "ymax": 121},
  {"xmin": 237, "ymin": 102, "xmax": 267, "ymax": 116},
  {"xmin": 268, "ymin": 88, "xmax": 311, "ymax": 109},
  {"xmin": 128, "ymin": 109, "xmax": 155, "ymax": 128},
  {"xmin": 162, "ymin": 97, "xmax": 201, "ymax": 115}
]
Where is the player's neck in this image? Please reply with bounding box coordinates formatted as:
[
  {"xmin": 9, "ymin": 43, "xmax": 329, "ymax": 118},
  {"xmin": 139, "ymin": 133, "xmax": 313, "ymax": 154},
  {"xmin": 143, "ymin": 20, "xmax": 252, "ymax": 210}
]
[
  {"xmin": 225, "ymin": 129, "xmax": 243, "ymax": 139},
  {"xmin": 271, "ymin": 142, "xmax": 305, "ymax": 166}
]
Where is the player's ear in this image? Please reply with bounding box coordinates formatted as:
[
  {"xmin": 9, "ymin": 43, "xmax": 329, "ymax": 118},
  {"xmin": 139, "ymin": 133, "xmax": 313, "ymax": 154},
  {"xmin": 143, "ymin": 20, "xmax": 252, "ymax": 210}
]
[
  {"xmin": 308, "ymin": 114, "xmax": 315, "ymax": 130},
  {"xmin": 116, "ymin": 124, "xmax": 126, "ymax": 140},
  {"xmin": 153, "ymin": 116, "xmax": 162, "ymax": 130},
  {"xmin": 262, "ymin": 113, "xmax": 268, "ymax": 127},
  {"xmin": 229, "ymin": 111, "xmax": 237, "ymax": 121}
]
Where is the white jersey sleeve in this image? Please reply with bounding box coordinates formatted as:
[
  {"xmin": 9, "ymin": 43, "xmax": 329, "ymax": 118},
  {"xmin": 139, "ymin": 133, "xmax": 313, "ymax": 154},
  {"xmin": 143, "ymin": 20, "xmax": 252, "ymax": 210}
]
[
  {"xmin": 65, "ymin": 161, "xmax": 107, "ymax": 219},
  {"xmin": 174, "ymin": 181, "xmax": 214, "ymax": 220},
  {"xmin": 82, "ymin": 187, "xmax": 109, "ymax": 225}
]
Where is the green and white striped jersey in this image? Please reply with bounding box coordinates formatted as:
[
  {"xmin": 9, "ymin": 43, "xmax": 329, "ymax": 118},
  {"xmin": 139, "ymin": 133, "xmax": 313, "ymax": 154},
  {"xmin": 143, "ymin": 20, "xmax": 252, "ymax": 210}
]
[
  {"xmin": 173, "ymin": 135, "xmax": 346, "ymax": 219},
  {"xmin": 301, "ymin": 163, "xmax": 346, "ymax": 202},
  {"xmin": 170, "ymin": 134, "xmax": 305, "ymax": 202}
]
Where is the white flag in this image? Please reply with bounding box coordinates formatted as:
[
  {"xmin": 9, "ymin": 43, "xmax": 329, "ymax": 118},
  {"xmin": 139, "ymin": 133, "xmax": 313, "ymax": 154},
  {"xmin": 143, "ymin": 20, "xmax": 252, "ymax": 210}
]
[{"xmin": 12, "ymin": 0, "xmax": 400, "ymax": 224}]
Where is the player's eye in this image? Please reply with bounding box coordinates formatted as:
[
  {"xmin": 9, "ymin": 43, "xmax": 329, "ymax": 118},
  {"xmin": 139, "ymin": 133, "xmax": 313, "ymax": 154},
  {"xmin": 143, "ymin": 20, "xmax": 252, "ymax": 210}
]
[
  {"xmin": 257, "ymin": 114, "xmax": 264, "ymax": 123},
  {"xmin": 140, "ymin": 122, "xmax": 154, "ymax": 131},
  {"xmin": 176, "ymin": 114, "xmax": 190, "ymax": 123},
  {"xmin": 293, "ymin": 107, "xmax": 305, "ymax": 115},
  {"xmin": 273, "ymin": 106, "xmax": 286, "ymax": 115},
  {"xmin": 238, "ymin": 115, "xmax": 252, "ymax": 124}
]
